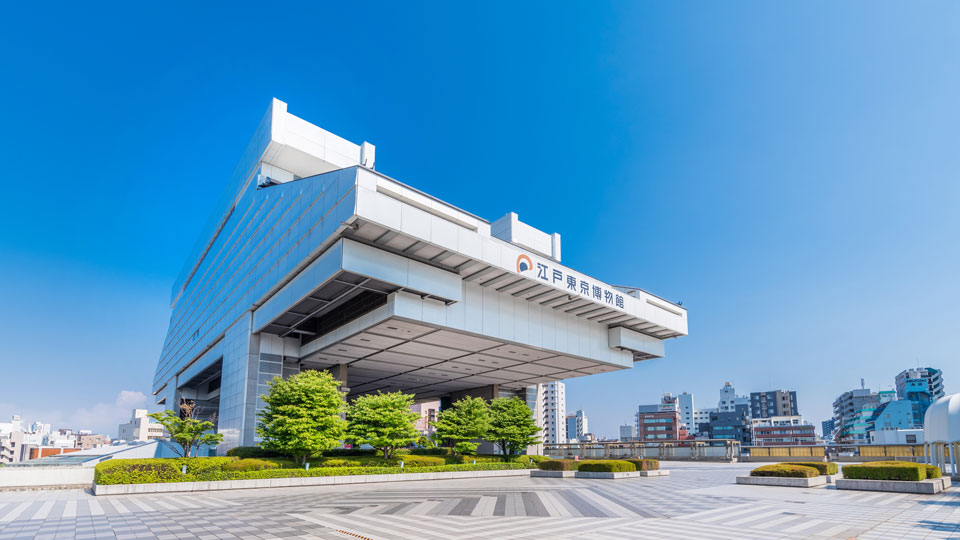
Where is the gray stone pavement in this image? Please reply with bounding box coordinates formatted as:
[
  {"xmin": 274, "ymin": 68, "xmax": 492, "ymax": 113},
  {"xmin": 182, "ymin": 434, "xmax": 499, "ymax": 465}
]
[{"xmin": 0, "ymin": 461, "xmax": 957, "ymax": 539}]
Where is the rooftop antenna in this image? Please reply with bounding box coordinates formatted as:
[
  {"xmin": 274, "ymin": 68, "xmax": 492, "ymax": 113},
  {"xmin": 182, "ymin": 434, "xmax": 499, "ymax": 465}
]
[{"xmin": 860, "ymin": 378, "xmax": 865, "ymax": 390}]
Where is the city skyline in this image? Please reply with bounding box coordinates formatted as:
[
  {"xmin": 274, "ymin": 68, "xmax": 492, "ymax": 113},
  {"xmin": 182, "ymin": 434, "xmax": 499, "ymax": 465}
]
[{"xmin": 3, "ymin": 3, "xmax": 960, "ymax": 438}]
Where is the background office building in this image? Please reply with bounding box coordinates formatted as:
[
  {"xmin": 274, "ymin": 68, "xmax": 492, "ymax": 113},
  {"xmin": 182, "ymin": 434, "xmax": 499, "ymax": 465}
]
[
  {"xmin": 895, "ymin": 368, "xmax": 944, "ymax": 401},
  {"xmin": 749, "ymin": 390, "xmax": 798, "ymax": 419},
  {"xmin": 117, "ymin": 409, "xmax": 164, "ymax": 443},
  {"xmin": 565, "ymin": 409, "xmax": 588, "ymax": 442},
  {"xmin": 152, "ymin": 100, "xmax": 689, "ymax": 451},
  {"xmin": 821, "ymin": 418, "xmax": 835, "ymax": 440},
  {"xmin": 677, "ymin": 392, "xmax": 694, "ymax": 430}
]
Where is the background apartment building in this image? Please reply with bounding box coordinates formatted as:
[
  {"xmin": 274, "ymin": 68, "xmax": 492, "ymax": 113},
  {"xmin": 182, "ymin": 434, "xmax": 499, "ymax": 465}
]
[
  {"xmin": 539, "ymin": 381, "xmax": 567, "ymax": 445},
  {"xmin": 749, "ymin": 390, "xmax": 798, "ymax": 418},
  {"xmin": 750, "ymin": 415, "xmax": 815, "ymax": 446}
]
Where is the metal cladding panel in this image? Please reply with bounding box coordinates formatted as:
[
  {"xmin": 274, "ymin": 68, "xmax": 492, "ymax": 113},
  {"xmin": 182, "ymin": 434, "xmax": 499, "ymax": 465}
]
[
  {"xmin": 154, "ymin": 167, "xmax": 360, "ymax": 392},
  {"xmin": 341, "ymin": 239, "xmax": 462, "ymax": 302},
  {"xmin": 607, "ymin": 326, "xmax": 665, "ymax": 359}
]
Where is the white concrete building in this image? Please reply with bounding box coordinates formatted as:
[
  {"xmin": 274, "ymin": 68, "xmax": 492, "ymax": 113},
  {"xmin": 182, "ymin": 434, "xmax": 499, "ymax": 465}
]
[
  {"xmin": 540, "ymin": 382, "xmax": 567, "ymax": 445},
  {"xmin": 718, "ymin": 382, "xmax": 749, "ymax": 413},
  {"xmin": 117, "ymin": 409, "xmax": 164, "ymax": 442},
  {"xmin": 871, "ymin": 428, "xmax": 923, "ymax": 444},
  {"xmin": 151, "ymin": 99, "xmax": 688, "ymax": 451},
  {"xmin": 693, "ymin": 408, "xmax": 716, "ymax": 435}
]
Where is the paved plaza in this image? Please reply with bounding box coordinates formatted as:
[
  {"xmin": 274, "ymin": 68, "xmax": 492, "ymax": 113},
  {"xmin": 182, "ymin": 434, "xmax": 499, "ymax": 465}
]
[{"xmin": 0, "ymin": 462, "xmax": 957, "ymax": 540}]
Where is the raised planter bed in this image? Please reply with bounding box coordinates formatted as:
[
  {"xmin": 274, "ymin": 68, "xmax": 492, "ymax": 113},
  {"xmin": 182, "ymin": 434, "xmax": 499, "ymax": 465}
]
[
  {"xmin": 736, "ymin": 475, "xmax": 826, "ymax": 488},
  {"xmin": 639, "ymin": 470, "xmax": 669, "ymax": 477},
  {"xmin": 836, "ymin": 477, "xmax": 951, "ymax": 494},
  {"xmin": 574, "ymin": 471, "xmax": 640, "ymax": 479},
  {"xmin": 530, "ymin": 470, "xmax": 575, "ymax": 478},
  {"xmin": 94, "ymin": 468, "xmax": 530, "ymax": 496}
]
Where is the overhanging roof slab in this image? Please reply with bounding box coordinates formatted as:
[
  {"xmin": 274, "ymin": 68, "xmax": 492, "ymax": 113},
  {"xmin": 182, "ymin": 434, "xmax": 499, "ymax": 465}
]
[{"xmin": 296, "ymin": 292, "xmax": 634, "ymax": 398}]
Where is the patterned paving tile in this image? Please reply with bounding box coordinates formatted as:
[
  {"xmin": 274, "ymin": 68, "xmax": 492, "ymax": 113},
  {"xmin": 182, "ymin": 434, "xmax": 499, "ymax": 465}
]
[{"xmin": 0, "ymin": 462, "xmax": 957, "ymax": 539}]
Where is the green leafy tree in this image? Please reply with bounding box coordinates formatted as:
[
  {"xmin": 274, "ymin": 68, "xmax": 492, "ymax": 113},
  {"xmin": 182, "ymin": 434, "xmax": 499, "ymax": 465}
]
[
  {"xmin": 148, "ymin": 401, "xmax": 223, "ymax": 458},
  {"xmin": 256, "ymin": 370, "xmax": 347, "ymax": 465},
  {"xmin": 488, "ymin": 396, "xmax": 541, "ymax": 457},
  {"xmin": 346, "ymin": 391, "xmax": 420, "ymax": 459},
  {"xmin": 431, "ymin": 396, "xmax": 490, "ymax": 455}
]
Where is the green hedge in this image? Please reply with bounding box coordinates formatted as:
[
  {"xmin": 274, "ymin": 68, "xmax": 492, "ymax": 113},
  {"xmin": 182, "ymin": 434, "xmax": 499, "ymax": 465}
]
[
  {"xmin": 577, "ymin": 460, "xmax": 635, "ymax": 473},
  {"xmin": 842, "ymin": 461, "xmax": 938, "ymax": 482},
  {"xmin": 750, "ymin": 464, "xmax": 818, "ymax": 478},
  {"xmin": 222, "ymin": 459, "xmax": 280, "ymax": 472},
  {"xmin": 95, "ymin": 457, "xmax": 237, "ymax": 485},
  {"xmin": 94, "ymin": 459, "xmax": 528, "ymax": 485},
  {"xmin": 782, "ymin": 462, "xmax": 839, "ymax": 475},
  {"xmin": 398, "ymin": 455, "xmax": 446, "ymax": 467},
  {"xmin": 625, "ymin": 459, "xmax": 659, "ymax": 471},
  {"xmin": 539, "ymin": 459, "xmax": 580, "ymax": 471},
  {"xmin": 409, "ymin": 448, "xmax": 448, "ymax": 456},
  {"xmin": 225, "ymin": 447, "xmax": 283, "ymax": 459}
]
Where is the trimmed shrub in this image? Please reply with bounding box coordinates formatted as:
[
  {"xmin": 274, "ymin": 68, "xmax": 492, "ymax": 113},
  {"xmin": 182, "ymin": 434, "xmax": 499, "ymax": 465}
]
[
  {"xmin": 225, "ymin": 446, "xmax": 282, "ymax": 459},
  {"xmin": 924, "ymin": 464, "xmax": 942, "ymax": 479},
  {"xmin": 409, "ymin": 447, "xmax": 448, "ymax": 456},
  {"xmin": 223, "ymin": 459, "xmax": 280, "ymax": 472},
  {"xmin": 842, "ymin": 461, "xmax": 929, "ymax": 482},
  {"xmin": 625, "ymin": 459, "xmax": 660, "ymax": 471},
  {"xmin": 577, "ymin": 460, "xmax": 635, "ymax": 473},
  {"xmin": 539, "ymin": 459, "xmax": 580, "ymax": 471},
  {"xmin": 314, "ymin": 459, "xmax": 361, "ymax": 468},
  {"xmin": 509, "ymin": 455, "xmax": 549, "ymax": 467},
  {"xmin": 750, "ymin": 464, "xmax": 818, "ymax": 478},
  {"xmin": 782, "ymin": 462, "xmax": 839, "ymax": 475},
  {"xmin": 397, "ymin": 455, "xmax": 446, "ymax": 467},
  {"xmin": 94, "ymin": 457, "xmax": 237, "ymax": 485}
]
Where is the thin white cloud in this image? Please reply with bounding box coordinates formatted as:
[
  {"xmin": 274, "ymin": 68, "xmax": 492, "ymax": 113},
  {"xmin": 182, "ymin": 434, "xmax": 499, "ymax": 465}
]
[{"xmin": 1, "ymin": 390, "xmax": 150, "ymax": 438}]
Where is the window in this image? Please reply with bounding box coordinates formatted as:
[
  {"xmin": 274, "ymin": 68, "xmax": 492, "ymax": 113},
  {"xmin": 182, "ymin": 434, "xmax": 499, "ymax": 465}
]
[{"xmin": 906, "ymin": 435, "xmax": 917, "ymax": 443}]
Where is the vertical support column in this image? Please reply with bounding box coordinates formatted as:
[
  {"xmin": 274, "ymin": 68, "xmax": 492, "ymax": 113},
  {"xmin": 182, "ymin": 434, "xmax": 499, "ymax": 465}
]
[
  {"xmin": 329, "ymin": 363, "xmax": 349, "ymax": 392},
  {"xmin": 217, "ymin": 312, "xmax": 260, "ymax": 452}
]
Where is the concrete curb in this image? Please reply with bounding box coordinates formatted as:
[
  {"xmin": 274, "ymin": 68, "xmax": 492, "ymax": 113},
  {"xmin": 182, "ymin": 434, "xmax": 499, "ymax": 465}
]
[
  {"xmin": 736, "ymin": 475, "xmax": 826, "ymax": 488},
  {"xmin": 93, "ymin": 468, "xmax": 531, "ymax": 496},
  {"xmin": 574, "ymin": 471, "xmax": 640, "ymax": 479},
  {"xmin": 836, "ymin": 477, "xmax": 951, "ymax": 494},
  {"xmin": 530, "ymin": 470, "xmax": 576, "ymax": 478},
  {"xmin": 639, "ymin": 470, "xmax": 669, "ymax": 477}
]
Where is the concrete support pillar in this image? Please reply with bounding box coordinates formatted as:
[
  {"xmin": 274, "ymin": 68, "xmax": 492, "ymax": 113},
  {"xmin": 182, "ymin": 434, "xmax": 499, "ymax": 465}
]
[{"xmin": 329, "ymin": 364, "xmax": 349, "ymax": 393}]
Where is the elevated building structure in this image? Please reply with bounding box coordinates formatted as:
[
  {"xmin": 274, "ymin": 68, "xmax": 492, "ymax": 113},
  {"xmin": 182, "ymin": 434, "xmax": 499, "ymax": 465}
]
[{"xmin": 152, "ymin": 100, "xmax": 689, "ymax": 451}]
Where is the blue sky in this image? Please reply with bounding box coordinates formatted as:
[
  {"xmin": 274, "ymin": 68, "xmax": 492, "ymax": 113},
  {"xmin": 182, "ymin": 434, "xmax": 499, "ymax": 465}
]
[{"xmin": 1, "ymin": 2, "xmax": 957, "ymax": 437}]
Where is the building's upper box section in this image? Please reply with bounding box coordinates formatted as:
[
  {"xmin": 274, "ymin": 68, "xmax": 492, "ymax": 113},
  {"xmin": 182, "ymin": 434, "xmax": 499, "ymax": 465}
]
[
  {"xmin": 171, "ymin": 100, "xmax": 684, "ymax": 343},
  {"xmin": 172, "ymin": 99, "xmax": 375, "ymax": 306}
]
